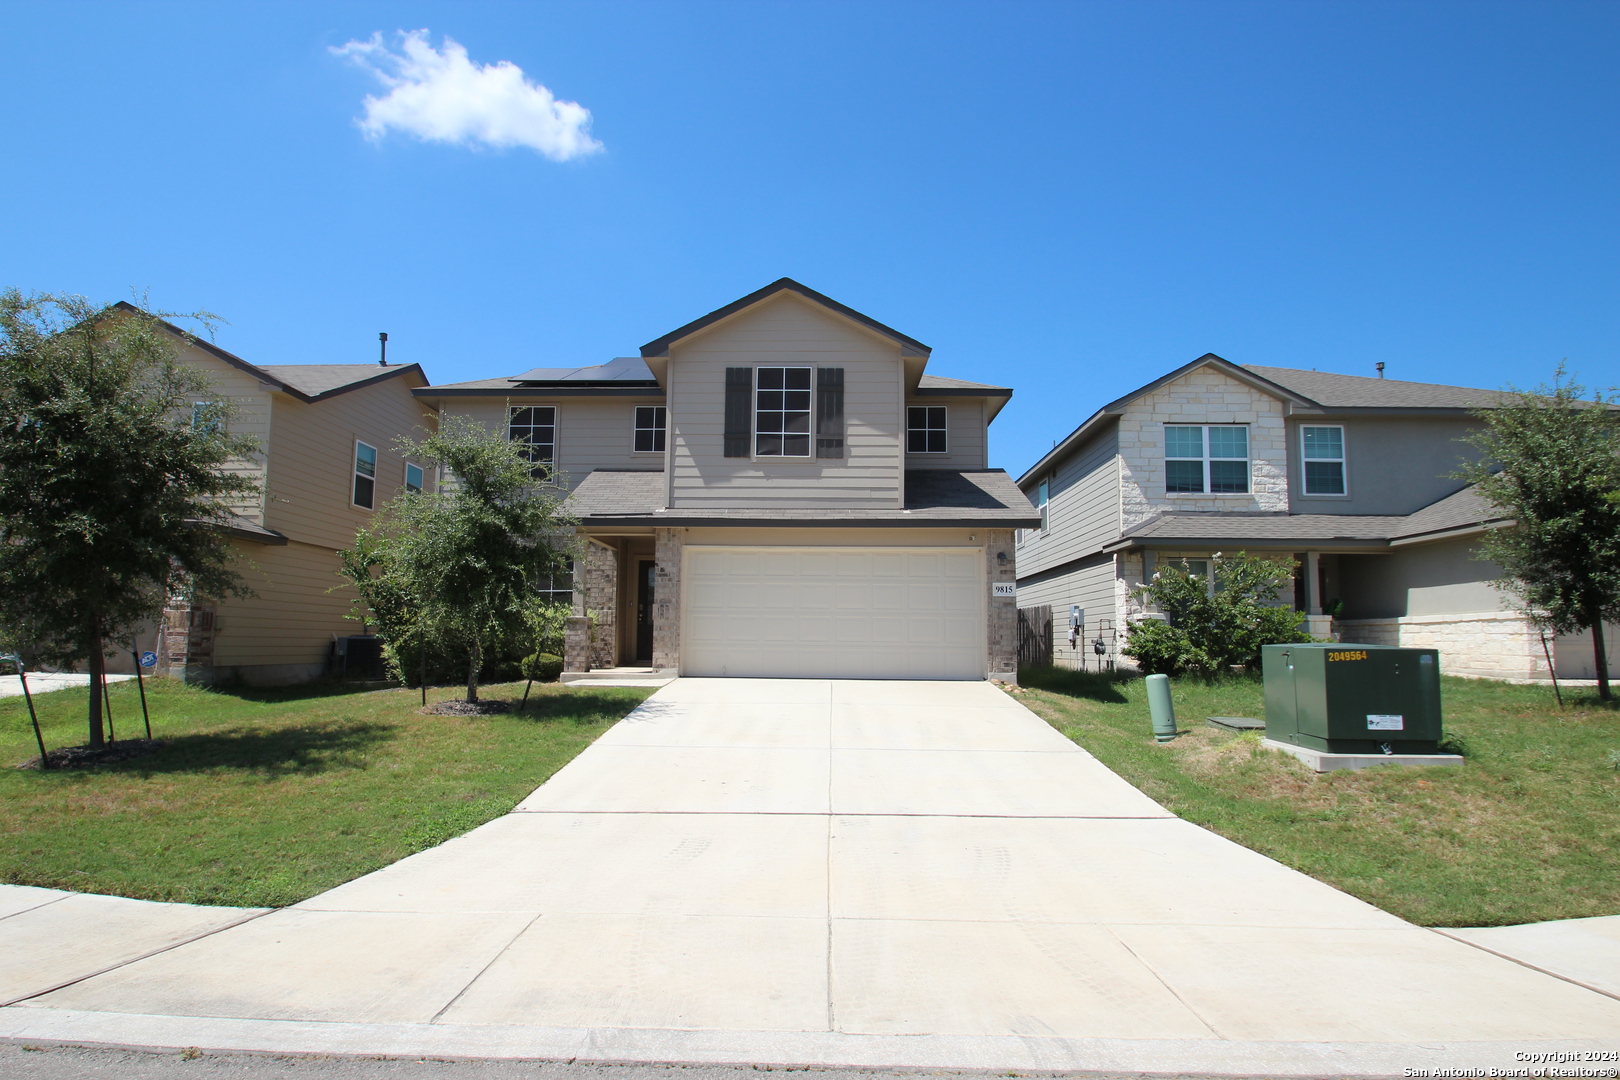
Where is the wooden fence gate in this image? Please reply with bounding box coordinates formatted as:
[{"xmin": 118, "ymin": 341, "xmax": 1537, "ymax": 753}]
[{"xmin": 1017, "ymin": 604, "xmax": 1053, "ymax": 669}]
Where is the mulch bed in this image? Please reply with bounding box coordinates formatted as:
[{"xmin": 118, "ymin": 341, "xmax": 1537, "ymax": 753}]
[
  {"xmin": 421, "ymin": 700, "xmax": 514, "ymax": 716},
  {"xmin": 18, "ymin": 739, "xmax": 167, "ymax": 770}
]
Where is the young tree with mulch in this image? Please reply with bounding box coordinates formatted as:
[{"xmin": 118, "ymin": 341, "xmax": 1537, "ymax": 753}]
[
  {"xmin": 339, "ymin": 415, "xmax": 577, "ymax": 704},
  {"xmin": 0, "ymin": 291, "xmax": 259, "ymax": 748},
  {"xmin": 1459, "ymin": 369, "xmax": 1620, "ymax": 701}
]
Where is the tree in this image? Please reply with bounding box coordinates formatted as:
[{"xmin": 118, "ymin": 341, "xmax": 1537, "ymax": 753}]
[
  {"xmin": 1123, "ymin": 552, "xmax": 1311, "ymax": 676},
  {"xmin": 338, "ymin": 415, "xmax": 578, "ymax": 703},
  {"xmin": 0, "ymin": 291, "xmax": 259, "ymax": 747},
  {"xmin": 1459, "ymin": 368, "xmax": 1620, "ymax": 701}
]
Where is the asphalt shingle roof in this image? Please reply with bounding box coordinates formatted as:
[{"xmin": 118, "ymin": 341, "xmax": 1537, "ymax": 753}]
[
  {"xmin": 1116, "ymin": 483, "xmax": 1508, "ymax": 547},
  {"xmin": 1243, "ymin": 366, "xmax": 1512, "ymax": 410},
  {"xmin": 565, "ymin": 469, "xmax": 1040, "ymax": 527},
  {"xmin": 258, "ymin": 365, "xmax": 414, "ymax": 398}
]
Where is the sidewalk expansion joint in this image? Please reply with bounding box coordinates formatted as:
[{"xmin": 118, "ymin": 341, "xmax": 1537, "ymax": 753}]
[{"xmin": 1429, "ymin": 927, "xmax": 1620, "ymax": 1004}]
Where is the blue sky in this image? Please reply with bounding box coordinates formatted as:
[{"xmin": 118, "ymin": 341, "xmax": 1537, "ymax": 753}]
[{"xmin": 3, "ymin": 1, "xmax": 1616, "ymax": 476}]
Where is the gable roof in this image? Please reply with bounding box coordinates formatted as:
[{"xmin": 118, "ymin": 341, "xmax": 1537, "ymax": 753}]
[
  {"xmin": 1244, "ymin": 366, "xmax": 1513, "ymax": 410},
  {"xmin": 639, "ymin": 278, "xmax": 931, "ymax": 359},
  {"xmin": 110, "ymin": 302, "xmax": 426, "ymax": 404},
  {"xmin": 1016, "ymin": 354, "xmax": 1527, "ymax": 487}
]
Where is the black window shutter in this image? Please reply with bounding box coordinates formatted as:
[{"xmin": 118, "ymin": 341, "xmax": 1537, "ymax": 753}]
[
  {"xmin": 816, "ymin": 367, "xmax": 845, "ymax": 459},
  {"xmin": 724, "ymin": 367, "xmax": 751, "ymax": 458}
]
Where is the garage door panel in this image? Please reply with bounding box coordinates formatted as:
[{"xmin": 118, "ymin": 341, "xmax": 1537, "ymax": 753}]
[{"xmin": 684, "ymin": 546, "xmax": 983, "ymax": 680}]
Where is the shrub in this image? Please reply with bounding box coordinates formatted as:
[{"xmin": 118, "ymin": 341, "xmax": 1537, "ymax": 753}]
[
  {"xmin": 1123, "ymin": 552, "xmax": 1313, "ymax": 676},
  {"xmin": 521, "ymin": 652, "xmax": 564, "ymax": 682}
]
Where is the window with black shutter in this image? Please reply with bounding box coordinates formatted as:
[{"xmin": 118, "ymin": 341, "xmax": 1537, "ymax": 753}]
[
  {"xmin": 723, "ymin": 368, "xmax": 751, "ymax": 458},
  {"xmin": 816, "ymin": 367, "xmax": 844, "ymax": 458}
]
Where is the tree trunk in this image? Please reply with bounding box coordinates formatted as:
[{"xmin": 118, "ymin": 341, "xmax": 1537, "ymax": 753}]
[
  {"xmin": 1591, "ymin": 615, "xmax": 1611, "ymax": 702},
  {"xmin": 466, "ymin": 640, "xmax": 481, "ymax": 704},
  {"xmin": 87, "ymin": 622, "xmax": 106, "ymax": 748}
]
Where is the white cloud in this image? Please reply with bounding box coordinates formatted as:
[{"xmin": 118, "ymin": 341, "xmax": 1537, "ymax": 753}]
[{"xmin": 331, "ymin": 30, "xmax": 602, "ymax": 160}]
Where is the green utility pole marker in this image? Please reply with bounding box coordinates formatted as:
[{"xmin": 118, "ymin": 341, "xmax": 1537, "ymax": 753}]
[{"xmin": 1146, "ymin": 673, "xmax": 1178, "ymax": 742}]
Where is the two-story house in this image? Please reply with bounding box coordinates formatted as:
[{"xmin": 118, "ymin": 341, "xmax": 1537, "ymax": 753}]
[
  {"xmin": 413, "ymin": 278, "xmax": 1038, "ymax": 681},
  {"xmin": 1014, "ymin": 353, "xmax": 1614, "ymax": 683},
  {"xmin": 130, "ymin": 308, "xmax": 439, "ymax": 686}
]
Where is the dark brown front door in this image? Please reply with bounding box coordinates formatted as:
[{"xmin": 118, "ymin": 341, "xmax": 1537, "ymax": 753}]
[{"xmin": 636, "ymin": 560, "xmax": 655, "ymax": 664}]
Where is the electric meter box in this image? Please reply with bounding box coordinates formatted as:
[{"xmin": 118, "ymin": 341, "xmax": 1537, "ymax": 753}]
[{"xmin": 1262, "ymin": 643, "xmax": 1444, "ymax": 754}]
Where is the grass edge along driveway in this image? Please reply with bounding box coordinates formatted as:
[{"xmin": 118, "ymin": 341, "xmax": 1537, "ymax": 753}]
[
  {"xmin": 1, "ymin": 678, "xmax": 650, "ymax": 908},
  {"xmin": 1016, "ymin": 667, "xmax": 1620, "ymax": 928}
]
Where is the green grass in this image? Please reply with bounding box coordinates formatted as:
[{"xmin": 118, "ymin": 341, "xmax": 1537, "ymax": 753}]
[
  {"xmin": 1, "ymin": 677, "xmax": 650, "ymax": 908},
  {"xmin": 1015, "ymin": 667, "xmax": 1620, "ymax": 927}
]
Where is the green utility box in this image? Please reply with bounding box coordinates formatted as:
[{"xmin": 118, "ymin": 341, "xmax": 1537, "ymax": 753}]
[{"xmin": 1262, "ymin": 643, "xmax": 1443, "ymax": 754}]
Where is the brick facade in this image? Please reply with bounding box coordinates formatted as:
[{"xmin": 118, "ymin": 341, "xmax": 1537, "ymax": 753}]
[
  {"xmin": 582, "ymin": 542, "xmax": 619, "ymax": 668},
  {"xmin": 986, "ymin": 529, "xmax": 1018, "ymax": 681},
  {"xmin": 159, "ymin": 597, "xmax": 216, "ymax": 684},
  {"xmin": 652, "ymin": 527, "xmax": 683, "ymax": 670},
  {"xmin": 1338, "ymin": 610, "xmax": 1548, "ymax": 681}
]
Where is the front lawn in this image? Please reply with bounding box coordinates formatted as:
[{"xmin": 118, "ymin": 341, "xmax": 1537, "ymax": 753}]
[
  {"xmin": 1, "ymin": 678, "xmax": 650, "ymax": 908},
  {"xmin": 1018, "ymin": 668, "xmax": 1620, "ymax": 927}
]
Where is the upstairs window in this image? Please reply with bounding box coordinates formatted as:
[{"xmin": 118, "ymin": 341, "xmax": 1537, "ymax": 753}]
[
  {"xmin": 191, "ymin": 401, "xmax": 222, "ymax": 434},
  {"xmin": 907, "ymin": 406, "xmax": 948, "ymax": 453},
  {"xmin": 1301, "ymin": 425, "xmax": 1346, "ymax": 495},
  {"xmin": 509, "ymin": 406, "xmax": 557, "ymax": 476},
  {"xmin": 405, "ymin": 462, "xmax": 424, "ymax": 494},
  {"xmin": 755, "ymin": 366, "xmax": 812, "ymax": 457},
  {"xmin": 1165, "ymin": 425, "xmax": 1249, "ymax": 494},
  {"xmin": 1038, "ymin": 478, "xmax": 1050, "ymax": 532},
  {"xmin": 353, "ymin": 440, "xmax": 377, "ymax": 509},
  {"xmin": 634, "ymin": 405, "xmax": 667, "ymax": 453}
]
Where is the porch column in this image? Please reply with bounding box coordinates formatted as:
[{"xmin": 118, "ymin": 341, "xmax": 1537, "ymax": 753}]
[
  {"xmin": 1305, "ymin": 551, "xmax": 1322, "ymax": 615},
  {"xmin": 987, "ymin": 529, "xmax": 1018, "ymax": 682},
  {"xmin": 582, "ymin": 539, "xmax": 619, "ymax": 669},
  {"xmin": 652, "ymin": 527, "xmax": 683, "ymax": 671}
]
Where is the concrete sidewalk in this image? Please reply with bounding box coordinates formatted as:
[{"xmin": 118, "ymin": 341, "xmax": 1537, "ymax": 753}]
[
  {"xmin": 0, "ymin": 672, "xmax": 134, "ymax": 698},
  {"xmin": 3, "ymin": 678, "xmax": 1618, "ymax": 1076}
]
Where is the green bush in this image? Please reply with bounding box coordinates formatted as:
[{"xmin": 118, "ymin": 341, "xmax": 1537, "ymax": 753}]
[
  {"xmin": 1122, "ymin": 552, "xmax": 1313, "ymax": 676},
  {"xmin": 521, "ymin": 652, "xmax": 564, "ymax": 682}
]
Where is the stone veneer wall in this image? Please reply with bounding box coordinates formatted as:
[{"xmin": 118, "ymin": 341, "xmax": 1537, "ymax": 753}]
[
  {"xmin": 158, "ymin": 597, "xmax": 217, "ymax": 684},
  {"xmin": 986, "ymin": 529, "xmax": 1017, "ymax": 681},
  {"xmin": 582, "ymin": 542, "xmax": 618, "ymax": 669},
  {"xmin": 652, "ymin": 527, "xmax": 683, "ymax": 670},
  {"xmin": 1116, "ymin": 367, "xmax": 1289, "ymax": 531},
  {"xmin": 1337, "ymin": 611, "xmax": 1547, "ymax": 681}
]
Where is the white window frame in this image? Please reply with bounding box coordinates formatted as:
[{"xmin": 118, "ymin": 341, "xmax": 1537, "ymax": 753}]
[
  {"xmin": 633, "ymin": 405, "xmax": 666, "ymax": 454},
  {"xmin": 508, "ymin": 405, "xmax": 557, "ymax": 476},
  {"xmin": 404, "ymin": 461, "xmax": 425, "ymax": 495},
  {"xmin": 1037, "ymin": 478, "xmax": 1050, "ymax": 533},
  {"xmin": 352, "ymin": 440, "xmax": 378, "ymax": 510},
  {"xmin": 1300, "ymin": 425, "xmax": 1348, "ymax": 497},
  {"xmin": 1165, "ymin": 424, "xmax": 1250, "ymax": 495},
  {"xmin": 753, "ymin": 365, "xmax": 814, "ymax": 459},
  {"xmin": 191, "ymin": 400, "xmax": 222, "ymax": 434},
  {"xmin": 907, "ymin": 405, "xmax": 949, "ymax": 454}
]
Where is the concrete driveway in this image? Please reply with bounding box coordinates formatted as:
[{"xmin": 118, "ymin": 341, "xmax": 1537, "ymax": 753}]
[{"xmin": 4, "ymin": 678, "xmax": 1619, "ymax": 1076}]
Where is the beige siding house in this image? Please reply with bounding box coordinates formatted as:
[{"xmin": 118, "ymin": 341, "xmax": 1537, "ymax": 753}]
[
  {"xmin": 1016, "ymin": 355, "xmax": 1616, "ymax": 683},
  {"xmin": 128, "ymin": 311, "xmax": 437, "ymax": 685},
  {"xmin": 415, "ymin": 279, "xmax": 1037, "ymax": 681}
]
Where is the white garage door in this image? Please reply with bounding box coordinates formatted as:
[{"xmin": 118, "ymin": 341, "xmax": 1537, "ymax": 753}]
[{"xmin": 683, "ymin": 546, "xmax": 984, "ymax": 680}]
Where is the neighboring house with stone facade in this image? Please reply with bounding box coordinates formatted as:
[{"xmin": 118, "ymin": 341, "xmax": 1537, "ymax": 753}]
[
  {"xmin": 125, "ymin": 309, "xmax": 437, "ymax": 686},
  {"xmin": 1014, "ymin": 353, "xmax": 1616, "ymax": 683},
  {"xmin": 412, "ymin": 278, "xmax": 1038, "ymax": 681}
]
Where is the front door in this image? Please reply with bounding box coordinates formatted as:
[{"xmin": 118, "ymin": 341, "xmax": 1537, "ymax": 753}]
[{"xmin": 636, "ymin": 560, "xmax": 656, "ymax": 664}]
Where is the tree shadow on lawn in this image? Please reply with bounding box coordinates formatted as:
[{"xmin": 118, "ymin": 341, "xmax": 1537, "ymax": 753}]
[
  {"xmin": 1019, "ymin": 665, "xmax": 1134, "ymax": 704},
  {"xmin": 508, "ymin": 687, "xmax": 651, "ymax": 726},
  {"xmin": 64, "ymin": 720, "xmax": 400, "ymax": 778}
]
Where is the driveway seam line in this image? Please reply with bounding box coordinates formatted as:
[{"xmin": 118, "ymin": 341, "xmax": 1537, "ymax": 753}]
[
  {"xmin": 0, "ymin": 894, "xmax": 71, "ymax": 924},
  {"xmin": 0, "ymin": 906, "xmax": 273, "ymax": 1009},
  {"xmin": 428, "ymin": 913, "xmax": 544, "ymax": 1024},
  {"xmin": 1429, "ymin": 928, "xmax": 1620, "ymax": 1003},
  {"xmin": 1100, "ymin": 923, "xmax": 1229, "ymax": 1041}
]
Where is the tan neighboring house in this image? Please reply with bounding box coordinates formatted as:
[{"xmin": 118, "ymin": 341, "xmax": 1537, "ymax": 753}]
[
  {"xmin": 413, "ymin": 278, "xmax": 1038, "ymax": 681},
  {"xmin": 113, "ymin": 306, "xmax": 437, "ymax": 685},
  {"xmin": 1014, "ymin": 354, "xmax": 1616, "ymax": 682}
]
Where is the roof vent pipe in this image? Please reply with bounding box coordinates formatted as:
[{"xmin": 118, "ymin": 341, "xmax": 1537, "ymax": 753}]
[
  {"xmin": 379, "ymin": 332, "xmax": 388, "ymax": 366},
  {"xmin": 1375, "ymin": 361, "xmax": 1385, "ymax": 379}
]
